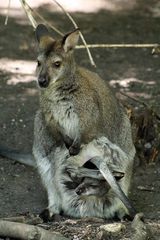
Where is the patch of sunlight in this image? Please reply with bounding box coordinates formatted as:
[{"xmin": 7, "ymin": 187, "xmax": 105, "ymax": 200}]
[
  {"xmin": 110, "ymin": 77, "xmax": 155, "ymax": 88},
  {"xmin": 0, "ymin": 58, "xmax": 36, "ymax": 85},
  {"xmin": 0, "ymin": 0, "xmax": 138, "ymax": 15},
  {"xmin": 7, "ymin": 75, "xmax": 36, "ymax": 85},
  {"xmin": 57, "ymin": 0, "xmax": 137, "ymax": 12}
]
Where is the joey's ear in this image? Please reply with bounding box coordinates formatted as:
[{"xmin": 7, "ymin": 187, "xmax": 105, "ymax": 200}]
[
  {"xmin": 62, "ymin": 29, "xmax": 79, "ymax": 52},
  {"xmin": 35, "ymin": 24, "xmax": 55, "ymax": 50}
]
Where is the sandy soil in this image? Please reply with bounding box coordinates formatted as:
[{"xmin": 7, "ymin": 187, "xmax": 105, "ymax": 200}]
[{"xmin": 0, "ymin": 0, "xmax": 160, "ymax": 239}]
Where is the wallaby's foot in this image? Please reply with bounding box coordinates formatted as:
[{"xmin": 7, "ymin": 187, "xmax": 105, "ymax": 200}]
[
  {"xmin": 113, "ymin": 211, "xmax": 131, "ymax": 221},
  {"xmin": 39, "ymin": 208, "xmax": 63, "ymax": 222},
  {"xmin": 112, "ymin": 206, "xmax": 129, "ymax": 221},
  {"xmin": 113, "ymin": 205, "xmax": 136, "ymax": 221},
  {"xmin": 39, "ymin": 208, "xmax": 51, "ymax": 222},
  {"xmin": 39, "ymin": 208, "xmax": 55, "ymax": 222}
]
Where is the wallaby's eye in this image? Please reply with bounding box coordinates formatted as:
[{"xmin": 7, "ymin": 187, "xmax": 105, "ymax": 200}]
[
  {"xmin": 37, "ymin": 60, "xmax": 41, "ymax": 67},
  {"xmin": 53, "ymin": 61, "xmax": 61, "ymax": 68}
]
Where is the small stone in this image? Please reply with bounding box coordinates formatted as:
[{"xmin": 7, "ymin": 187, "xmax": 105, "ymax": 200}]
[
  {"xmin": 64, "ymin": 219, "xmax": 77, "ymax": 225},
  {"xmin": 131, "ymin": 213, "xmax": 154, "ymax": 240},
  {"xmin": 144, "ymin": 142, "xmax": 151, "ymax": 149},
  {"xmin": 98, "ymin": 223, "xmax": 125, "ymax": 238},
  {"xmin": 73, "ymin": 235, "xmax": 79, "ymax": 240},
  {"xmin": 86, "ymin": 225, "xmax": 92, "ymax": 228}
]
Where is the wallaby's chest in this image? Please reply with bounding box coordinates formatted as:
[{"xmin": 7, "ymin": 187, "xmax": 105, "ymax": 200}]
[{"xmin": 41, "ymin": 93, "xmax": 79, "ymax": 142}]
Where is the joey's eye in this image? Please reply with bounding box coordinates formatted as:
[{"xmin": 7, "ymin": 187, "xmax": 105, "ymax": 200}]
[
  {"xmin": 53, "ymin": 61, "xmax": 61, "ymax": 68},
  {"xmin": 37, "ymin": 60, "xmax": 41, "ymax": 67}
]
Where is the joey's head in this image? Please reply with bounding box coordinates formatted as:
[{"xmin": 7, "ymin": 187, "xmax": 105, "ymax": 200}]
[{"xmin": 35, "ymin": 24, "xmax": 79, "ymax": 88}]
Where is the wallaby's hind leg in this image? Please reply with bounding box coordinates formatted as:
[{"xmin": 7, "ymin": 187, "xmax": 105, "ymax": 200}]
[{"xmin": 33, "ymin": 110, "xmax": 62, "ymax": 218}]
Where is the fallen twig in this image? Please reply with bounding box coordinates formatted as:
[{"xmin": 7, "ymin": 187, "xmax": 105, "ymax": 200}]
[
  {"xmin": 137, "ymin": 186, "xmax": 155, "ymax": 192},
  {"xmin": 52, "ymin": 0, "xmax": 96, "ymax": 67},
  {"xmin": 2, "ymin": 215, "xmax": 43, "ymax": 225},
  {"xmin": 0, "ymin": 220, "xmax": 70, "ymax": 240},
  {"xmin": 2, "ymin": 216, "xmax": 26, "ymax": 223}
]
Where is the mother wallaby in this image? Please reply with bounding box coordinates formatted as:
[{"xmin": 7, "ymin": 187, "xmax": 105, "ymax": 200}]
[{"xmin": 32, "ymin": 24, "xmax": 135, "ymax": 220}]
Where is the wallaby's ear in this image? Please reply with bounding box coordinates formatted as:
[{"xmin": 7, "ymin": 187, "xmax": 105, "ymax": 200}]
[
  {"xmin": 35, "ymin": 24, "xmax": 49, "ymax": 43},
  {"xmin": 35, "ymin": 24, "xmax": 55, "ymax": 50},
  {"xmin": 62, "ymin": 29, "xmax": 79, "ymax": 52}
]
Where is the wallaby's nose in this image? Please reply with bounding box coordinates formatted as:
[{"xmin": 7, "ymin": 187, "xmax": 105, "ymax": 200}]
[{"xmin": 38, "ymin": 76, "xmax": 49, "ymax": 88}]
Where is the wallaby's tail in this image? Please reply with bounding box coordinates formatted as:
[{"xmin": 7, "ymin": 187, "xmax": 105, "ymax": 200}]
[{"xmin": 0, "ymin": 146, "xmax": 35, "ymax": 167}]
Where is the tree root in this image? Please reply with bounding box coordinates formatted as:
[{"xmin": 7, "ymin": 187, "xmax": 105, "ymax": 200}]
[{"xmin": 0, "ymin": 220, "xmax": 70, "ymax": 240}]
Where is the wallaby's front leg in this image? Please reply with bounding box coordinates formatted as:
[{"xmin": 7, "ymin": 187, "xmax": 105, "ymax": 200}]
[{"xmin": 33, "ymin": 110, "xmax": 62, "ymax": 219}]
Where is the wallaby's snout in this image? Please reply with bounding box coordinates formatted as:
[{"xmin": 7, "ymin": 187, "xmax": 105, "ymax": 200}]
[{"xmin": 38, "ymin": 74, "xmax": 49, "ymax": 88}]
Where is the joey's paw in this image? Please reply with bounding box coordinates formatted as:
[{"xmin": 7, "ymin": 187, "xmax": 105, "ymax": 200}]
[
  {"xmin": 39, "ymin": 208, "xmax": 63, "ymax": 222},
  {"xmin": 69, "ymin": 142, "xmax": 80, "ymax": 156}
]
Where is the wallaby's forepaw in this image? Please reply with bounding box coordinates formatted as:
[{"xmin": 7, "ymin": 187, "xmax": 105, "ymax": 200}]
[
  {"xmin": 39, "ymin": 208, "xmax": 63, "ymax": 222},
  {"xmin": 63, "ymin": 135, "xmax": 73, "ymax": 149},
  {"xmin": 63, "ymin": 134, "xmax": 80, "ymax": 155}
]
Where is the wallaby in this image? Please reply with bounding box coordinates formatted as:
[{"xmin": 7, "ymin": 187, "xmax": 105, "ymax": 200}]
[
  {"xmin": 0, "ymin": 24, "xmax": 136, "ymax": 220},
  {"xmin": 65, "ymin": 136, "xmax": 136, "ymax": 218}
]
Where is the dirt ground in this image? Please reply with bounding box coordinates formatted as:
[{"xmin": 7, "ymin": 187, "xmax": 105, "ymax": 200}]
[{"xmin": 0, "ymin": 0, "xmax": 160, "ymax": 239}]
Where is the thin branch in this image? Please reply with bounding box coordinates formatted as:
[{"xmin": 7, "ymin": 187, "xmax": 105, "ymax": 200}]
[
  {"xmin": 52, "ymin": 0, "xmax": 96, "ymax": 67},
  {"xmin": 137, "ymin": 186, "xmax": 156, "ymax": 192},
  {"xmin": 0, "ymin": 220, "xmax": 69, "ymax": 240},
  {"xmin": 20, "ymin": 0, "xmax": 63, "ymax": 35},
  {"xmin": 119, "ymin": 91, "xmax": 147, "ymax": 107},
  {"xmin": 1, "ymin": 215, "xmax": 43, "ymax": 225},
  {"xmin": 20, "ymin": 0, "xmax": 37, "ymax": 28},
  {"xmin": 2, "ymin": 216, "xmax": 26, "ymax": 223},
  {"xmin": 4, "ymin": 0, "xmax": 11, "ymax": 25},
  {"xmin": 76, "ymin": 43, "xmax": 159, "ymax": 49},
  {"xmin": 18, "ymin": 0, "xmax": 160, "ymax": 53},
  {"xmin": 119, "ymin": 91, "xmax": 160, "ymax": 121},
  {"xmin": 25, "ymin": 1, "xmax": 63, "ymax": 36}
]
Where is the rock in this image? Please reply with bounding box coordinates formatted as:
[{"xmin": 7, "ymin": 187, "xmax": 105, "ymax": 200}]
[
  {"xmin": 98, "ymin": 222, "xmax": 125, "ymax": 239},
  {"xmin": 131, "ymin": 213, "xmax": 155, "ymax": 240}
]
